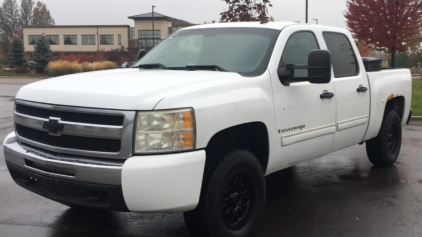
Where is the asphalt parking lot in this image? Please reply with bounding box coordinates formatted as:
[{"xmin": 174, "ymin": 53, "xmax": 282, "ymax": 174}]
[{"xmin": 0, "ymin": 79, "xmax": 421, "ymax": 237}]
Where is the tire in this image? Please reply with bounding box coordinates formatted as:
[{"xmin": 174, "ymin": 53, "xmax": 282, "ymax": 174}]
[
  {"xmin": 366, "ymin": 110, "xmax": 402, "ymax": 167},
  {"xmin": 184, "ymin": 150, "xmax": 265, "ymax": 237}
]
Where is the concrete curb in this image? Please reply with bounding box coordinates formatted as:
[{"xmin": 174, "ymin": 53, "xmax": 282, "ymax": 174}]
[{"xmin": 410, "ymin": 116, "xmax": 422, "ymax": 126}]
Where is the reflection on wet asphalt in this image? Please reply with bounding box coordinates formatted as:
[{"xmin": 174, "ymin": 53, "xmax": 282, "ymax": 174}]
[{"xmin": 1, "ymin": 83, "xmax": 422, "ymax": 237}]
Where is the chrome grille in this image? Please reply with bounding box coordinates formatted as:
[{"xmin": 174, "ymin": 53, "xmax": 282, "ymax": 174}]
[
  {"xmin": 16, "ymin": 104, "xmax": 124, "ymax": 126},
  {"xmin": 16, "ymin": 125, "xmax": 121, "ymax": 152},
  {"xmin": 14, "ymin": 100, "xmax": 136, "ymax": 159}
]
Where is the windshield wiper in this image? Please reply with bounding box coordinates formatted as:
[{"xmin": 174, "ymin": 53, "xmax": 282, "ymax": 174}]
[
  {"xmin": 182, "ymin": 65, "xmax": 228, "ymax": 72},
  {"xmin": 135, "ymin": 64, "xmax": 168, "ymax": 69}
]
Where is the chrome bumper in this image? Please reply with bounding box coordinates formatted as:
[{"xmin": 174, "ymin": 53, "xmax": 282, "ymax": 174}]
[{"xmin": 3, "ymin": 132, "xmax": 123, "ymax": 185}]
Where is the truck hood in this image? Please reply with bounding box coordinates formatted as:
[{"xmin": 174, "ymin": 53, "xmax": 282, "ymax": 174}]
[{"xmin": 16, "ymin": 69, "xmax": 244, "ymax": 110}]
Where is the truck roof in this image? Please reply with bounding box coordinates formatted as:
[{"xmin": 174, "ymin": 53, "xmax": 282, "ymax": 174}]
[
  {"xmin": 186, "ymin": 21, "xmax": 298, "ymax": 30},
  {"xmin": 184, "ymin": 21, "xmax": 350, "ymax": 35}
]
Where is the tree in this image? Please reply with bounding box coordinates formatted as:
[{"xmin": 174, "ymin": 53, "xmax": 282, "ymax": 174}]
[
  {"xmin": 0, "ymin": 46, "xmax": 4, "ymax": 63},
  {"xmin": 32, "ymin": 36, "xmax": 52, "ymax": 73},
  {"xmin": 344, "ymin": 0, "xmax": 422, "ymax": 68},
  {"xmin": 20, "ymin": 0, "xmax": 35, "ymax": 27},
  {"xmin": 10, "ymin": 38, "xmax": 25, "ymax": 67},
  {"xmin": 388, "ymin": 51, "xmax": 412, "ymax": 68},
  {"xmin": 220, "ymin": 0, "xmax": 272, "ymax": 22},
  {"xmin": 32, "ymin": 1, "xmax": 55, "ymax": 26},
  {"xmin": 356, "ymin": 39, "xmax": 371, "ymax": 57},
  {"xmin": 1, "ymin": 0, "xmax": 21, "ymax": 39}
]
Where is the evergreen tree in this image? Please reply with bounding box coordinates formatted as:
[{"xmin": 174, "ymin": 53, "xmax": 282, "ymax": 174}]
[
  {"xmin": 32, "ymin": 36, "xmax": 52, "ymax": 73},
  {"xmin": 10, "ymin": 38, "xmax": 25, "ymax": 67}
]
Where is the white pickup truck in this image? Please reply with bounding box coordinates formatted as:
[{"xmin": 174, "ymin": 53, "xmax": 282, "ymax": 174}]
[{"xmin": 3, "ymin": 21, "xmax": 412, "ymax": 237}]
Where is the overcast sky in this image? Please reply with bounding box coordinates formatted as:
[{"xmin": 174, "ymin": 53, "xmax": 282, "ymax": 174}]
[{"xmin": 3, "ymin": 0, "xmax": 349, "ymax": 29}]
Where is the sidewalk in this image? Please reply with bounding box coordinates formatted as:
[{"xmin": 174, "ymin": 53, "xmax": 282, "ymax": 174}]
[
  {"xmin": 0, "ymin": 77, "xmax": 47, "ymax": 84},
  {"xmin": 410, "ymin": 116, "xmax": 422, "ymax": 126}
]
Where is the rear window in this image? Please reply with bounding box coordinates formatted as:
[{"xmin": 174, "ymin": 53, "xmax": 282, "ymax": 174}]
[{"xmin": 323, "ymin": 32, "xmax": 359, "ymax": 77}]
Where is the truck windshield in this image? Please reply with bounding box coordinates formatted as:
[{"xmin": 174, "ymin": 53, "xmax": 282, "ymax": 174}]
[{"xmin": 133, "ymin": 27, "xmax": 280, "ymax": 76}]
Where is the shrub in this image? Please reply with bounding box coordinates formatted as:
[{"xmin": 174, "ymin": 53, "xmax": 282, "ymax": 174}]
[
  {"xmin": 79, "ymin": 54, "xmax": 95, "ymax": 63},
  {"xmin": 12, "ymin": 66, "xmax": 30, "ymax": 74},
  {"xmin": 46, "ymin": 60, "xmax": 117, "ymax": 76},
  {"xmin": 28, "ymin": 70, "xmax": 38, "ymax": 77},
  {"xmin": 63, "ymin": 54, "xmax": 79, "ymax": 62},
  {"xmin": 96, "ymin": 49, "xmax": 107, "ymax": 61},
  {"xmin": 46, "ymin": 60, "xmax": 83, "ymax": 77},
  {"xmin": 119, "ymin": 57, "xmax": 130, "ymax": 65},
  {"xmin": 81, "ymin": 61, "xmax": 117, "ymax": 72},
  {"xmin": 53, "ymin": 52, "xmax": 65, "ymax": 61}
]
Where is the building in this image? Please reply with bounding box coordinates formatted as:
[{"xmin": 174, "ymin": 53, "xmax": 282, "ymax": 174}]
[
  {"xmin": 23, "ymin": 25, "xmax": 130, "ymax": 56},
  {"xmin": 22, "ymin": 12, "xmax": 195, "ymax": 56},
  {"xmin": 128, "ymin": 12, "xmax": 195, "ymax": 49}
]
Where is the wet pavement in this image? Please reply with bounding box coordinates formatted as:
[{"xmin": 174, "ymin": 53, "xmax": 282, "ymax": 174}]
[{"xmin": 1, "ymin": 81, "xmax": 422, "ymax": 237}]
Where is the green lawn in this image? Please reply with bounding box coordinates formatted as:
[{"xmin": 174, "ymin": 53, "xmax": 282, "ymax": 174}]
[
  {"xmin": 412, "ymin": 79, "xmax": 422, "ymax": 116},
  {"xmin": 0, "ymin": 70, "xmax": 46, "ymax": 77}
]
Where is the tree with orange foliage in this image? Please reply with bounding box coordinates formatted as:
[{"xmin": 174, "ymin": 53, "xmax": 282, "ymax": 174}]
[
  {"xmin": 220, "ymin": 0, "xmax": 272, "ymax": 22},
  {"xmin": 344, "ymin": 0, "xmax": 422, "ymax": 67},
  {"xmin": 356, "ymin": 40, "xmax": 371, "ymax": 57}
]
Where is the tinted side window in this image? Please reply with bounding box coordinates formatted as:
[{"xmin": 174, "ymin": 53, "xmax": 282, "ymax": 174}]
[
  {"xmin": 323, "ymin": 33, "xmax": 359, "ymax": 77},
  {"xmin": 282, "ymin": 32, "xmax": 319, "ymax": 77}
]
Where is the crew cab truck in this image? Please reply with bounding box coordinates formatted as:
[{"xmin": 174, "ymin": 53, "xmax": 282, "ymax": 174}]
[{"xmin": 3, "ymin": 21, "xmax": 412, "ymax": 237}]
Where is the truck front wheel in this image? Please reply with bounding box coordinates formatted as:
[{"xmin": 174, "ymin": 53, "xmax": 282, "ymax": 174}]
[
  {"xmin": 184, "ymin": 150, "xmax": 265, "ymax": 237},
  {"xmin": 366, "ymin": 110, "xmax": 402, "ymax": 167}
]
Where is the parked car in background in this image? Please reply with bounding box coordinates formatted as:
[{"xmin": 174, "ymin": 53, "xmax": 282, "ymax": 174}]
[
  {"xmin": 27, "ymin": 61, "xmax": 37, "ymax": 70},
  {"xmin": 120, "ymin": 61, "xmax": 135, "ymax": 68}
]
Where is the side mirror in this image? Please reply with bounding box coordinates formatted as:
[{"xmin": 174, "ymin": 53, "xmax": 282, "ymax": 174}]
[
  {"xmin": 137, "ymin": 49, "xmax": 146, "ymax": 60},
  {"xmin": 278, "ymin": 49, "xmax": 332, "ymax": 86}
]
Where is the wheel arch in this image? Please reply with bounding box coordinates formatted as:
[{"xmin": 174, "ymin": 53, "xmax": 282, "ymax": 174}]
[
  {"xmin": 204, "ymin": 122, "xmax": 270, "ymax": 175},
  {"xmin": 384, "ymin": 95, "xmax": 405, "ymax": 123}
]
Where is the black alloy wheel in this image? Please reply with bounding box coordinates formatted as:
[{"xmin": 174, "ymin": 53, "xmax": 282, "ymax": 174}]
[
  {"xmin": 183, "ymin": 150, "xmax": 265, "ymax": 237},
  {"xmin": 366, "ymin": 110, "xmax": 402, "ymax": 167},
  {"xmin": 221, "ymin": 173, "xmax": 255, "ymax": 230},
  {"xmin": 387, "ymin": 123, "xmax": 398, "ymax": 153}
]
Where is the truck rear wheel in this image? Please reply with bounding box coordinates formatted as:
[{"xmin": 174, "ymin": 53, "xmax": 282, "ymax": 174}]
[
  {"xmin": 366, "ymin": 110, "xmax": 402, "ymax": 167},
  {"xmin": 184, "ymin": 150, "xmax": 265, "ymax": 237}
]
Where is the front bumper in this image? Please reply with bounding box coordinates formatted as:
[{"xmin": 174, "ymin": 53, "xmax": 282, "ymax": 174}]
[{"xmin": 3, "ymin": 132, "xmax": 206, "ymax": 212}]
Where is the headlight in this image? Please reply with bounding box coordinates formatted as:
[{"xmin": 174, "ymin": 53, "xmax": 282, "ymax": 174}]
[{"xmin": 134, "ymin": 108, "xmax": 195, "ymax": 154}]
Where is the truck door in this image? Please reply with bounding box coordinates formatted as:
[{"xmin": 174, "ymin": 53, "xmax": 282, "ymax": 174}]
[
  {"xmin": 269, "ymin": 27, "xmax": 337, "ymax": 170},
  {"xmin": 321, "ymin": 32, "xmax": 370, "ymax": 152}
]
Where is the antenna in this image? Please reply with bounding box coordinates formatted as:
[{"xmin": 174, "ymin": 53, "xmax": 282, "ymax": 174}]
[{"xmin": 261, "ymin": 16, "xmax": 269, "ymax": 24}]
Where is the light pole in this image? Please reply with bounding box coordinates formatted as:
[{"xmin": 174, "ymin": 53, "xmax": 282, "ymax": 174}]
[
  {"xmin": 313, "ymin": 19, "xmax": 318, "ymax": 24},
  {"xmin": 152, "ymin": 5, "xmax": 155, "ymax": 48},
  {"xmin": 306, "ymin": 0, "xmax": 308, "ymax": 23}
]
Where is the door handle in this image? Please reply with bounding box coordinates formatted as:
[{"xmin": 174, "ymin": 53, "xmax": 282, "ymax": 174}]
[
  {"xmin": 320, "ymin": 90, "xmax": 335, "ymax": 99},
  {"xmin": 357, "ymin": 85, "xmax": 368, "ymax": 92}
]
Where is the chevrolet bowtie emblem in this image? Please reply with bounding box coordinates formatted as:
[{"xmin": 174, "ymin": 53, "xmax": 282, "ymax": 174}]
[{"xmin": 43, "ymin": 117, "xmax": 65, "ymax": 136}]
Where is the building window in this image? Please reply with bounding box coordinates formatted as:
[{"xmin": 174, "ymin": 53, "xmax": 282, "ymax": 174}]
[
  {"xmin": 169, "ymin": 26, "xmax": 179, "ymax": 35},
  {"xmin": 46, "ymin": 35, "xmax": 59, "ymax": 45},
  {"xmin": 28, "ymin": 35, "xmax": 41, "ymax": 45},
  {"xmin": 138, "ymin": 30, "xmax": 161, "ymax": 48},
  {"xmin": 82, "ymin": 35, "xmax": 96, "ymax": 45},
  {"xmin": 118, "ymin": 34, "xmax": 122, "ymax": 45},
  {"xmin": 100, "ymin": 35, "xmax": 114, "ymax": 45},
  {"xmin": 130, "ymin": 27, "xmax": 135, "ymax": 39},
  {"xmin": 64, "ymin": 35, "xmax": 77, "ymax": 45}
]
